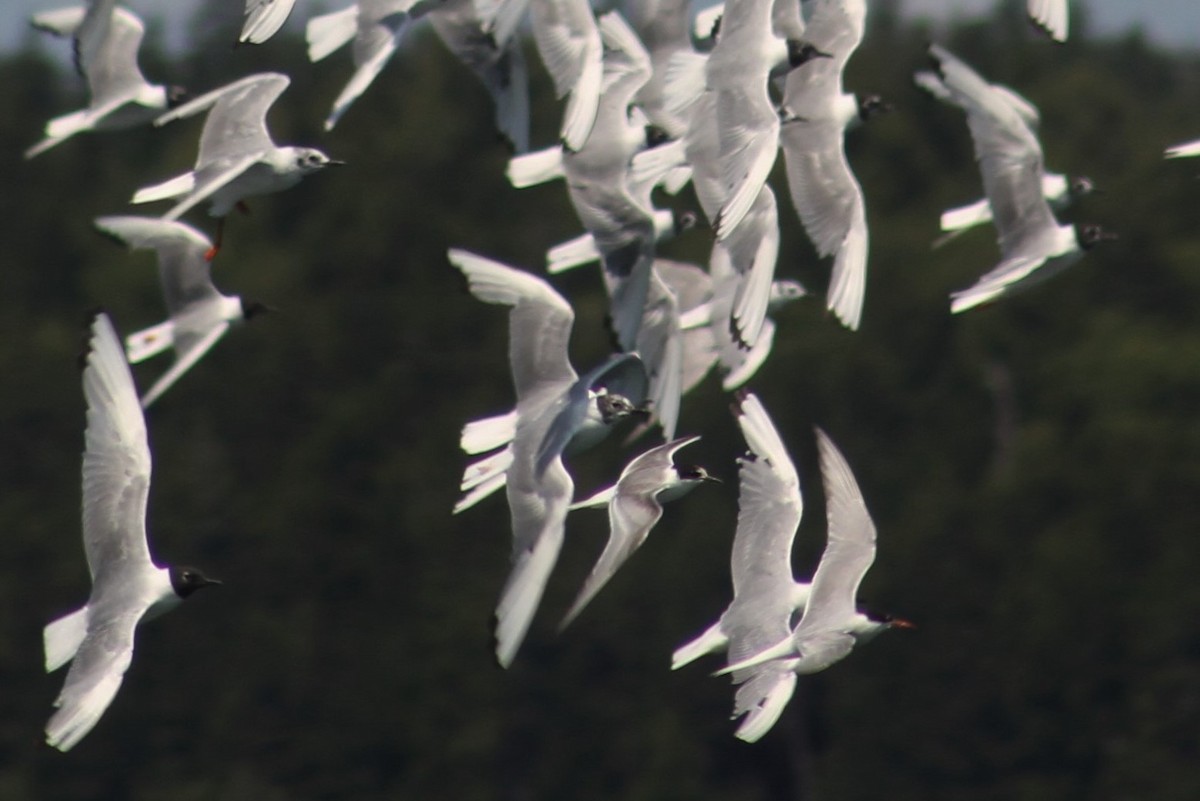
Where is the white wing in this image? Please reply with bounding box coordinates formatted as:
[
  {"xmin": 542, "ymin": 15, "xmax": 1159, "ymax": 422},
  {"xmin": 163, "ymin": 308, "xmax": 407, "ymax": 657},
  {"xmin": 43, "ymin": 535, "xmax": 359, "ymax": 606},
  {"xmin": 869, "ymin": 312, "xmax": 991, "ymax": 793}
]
[
  {"xmin": 157, "ymin": 73, "xmax": 289, "ymax": 166},
  {"xmin": 560, "ymin": 436, "xmax": 700, "ymax": 626},
  {"xmin": 94, "ymin": 216, "xmax": 217, "ymax": 315},
  {"xmin": 240, "ymin": 0, "xmax": 298, "ymax": 44},
  {"xmin": 80, "ymin": 314, "xmax": 154, "ymax": 581},
  {"xmin": 1027, "ymin": 0, "xmax": 1068, "ymax": 42}
]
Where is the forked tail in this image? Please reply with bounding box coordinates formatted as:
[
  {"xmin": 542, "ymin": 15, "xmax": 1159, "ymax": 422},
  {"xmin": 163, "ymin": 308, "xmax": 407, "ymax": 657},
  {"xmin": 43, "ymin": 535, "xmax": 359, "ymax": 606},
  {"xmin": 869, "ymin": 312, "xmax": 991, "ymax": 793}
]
[
  {"xmin": 44, "ymin": 606, "xmax": 89, "ymax": 673},
  {"xmin": 306, "ymin": 5, "xmax": 359, "ymax": 62},
  {"xmin": 125, "ymin": 320, "xmax": 175, "ymax": 363}
]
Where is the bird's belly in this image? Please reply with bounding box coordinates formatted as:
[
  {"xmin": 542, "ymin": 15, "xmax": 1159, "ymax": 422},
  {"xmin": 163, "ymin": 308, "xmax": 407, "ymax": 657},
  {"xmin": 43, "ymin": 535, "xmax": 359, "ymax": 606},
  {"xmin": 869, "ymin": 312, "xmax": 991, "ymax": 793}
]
[
  {"xmin": 210, "ymin": 162, "xmax": 301, "ymax": 215},
  {"xmin": 93, "ymin": 102, "xmax": 160, "ymax": 132}
]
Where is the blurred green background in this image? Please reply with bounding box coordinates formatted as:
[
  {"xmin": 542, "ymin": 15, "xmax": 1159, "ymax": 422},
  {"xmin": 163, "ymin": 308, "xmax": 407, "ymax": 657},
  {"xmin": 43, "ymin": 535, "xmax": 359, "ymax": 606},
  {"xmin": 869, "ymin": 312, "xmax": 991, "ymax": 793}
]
[{"xmin": 1, "ymin": 1, "xmax": 1199, "ymax": 799}]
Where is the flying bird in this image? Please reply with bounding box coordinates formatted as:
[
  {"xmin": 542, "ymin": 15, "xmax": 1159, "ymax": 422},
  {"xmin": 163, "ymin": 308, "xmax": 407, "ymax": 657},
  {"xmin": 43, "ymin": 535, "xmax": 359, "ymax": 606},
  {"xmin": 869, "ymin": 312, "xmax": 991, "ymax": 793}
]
[
  {"xmin": 44, "ymin": 313, "xmax": 220, "ymax": 752},
  {"xmin": 94, "ymin": 216, "xmax": 273, "ymax": 408},
  {"xmin": 305, "ymin": 0, "xmax": 442, "ymax": 131},
  {"xmin": 557, "ymin": 10, "xmax": 661, "ymax": 352},
  {"xmin": 448, "ymin": 249, "xmax": 648, "ymax": 667},
  {"xmin": 914, "ymin": 69, "xmax": 1096, "ymax": 247},
  {"xmin": 671, "ymin": 393, "xmax": 813, "ymax": 742},
  {"xmin": 26, "ymin": 3, "xmax": 184, "ymax": 159},
  {"xmin": 527, "ymin": 0, "xmax": 604, "ymax": 151},
  {"xmin": 712, "ymin": 427, "xmax": 912, "ymax": 738},
  {"xmin": 778, "ymin": 0, "xmax": 885, "ymax": 331},
  {"xmin": 561, "ymin": 435, "xmax": 717, "ymax": 627},
  {"xmin": 427, "ymin": 0, "xmax": 532, "ymax": 153},
  {"xmin": 131, "ymin": 72, "xmax": 342, "ymax": 260},
  {"xmin": 923, "ymin": 44, "xmax": 1114, "ymax": 313}
]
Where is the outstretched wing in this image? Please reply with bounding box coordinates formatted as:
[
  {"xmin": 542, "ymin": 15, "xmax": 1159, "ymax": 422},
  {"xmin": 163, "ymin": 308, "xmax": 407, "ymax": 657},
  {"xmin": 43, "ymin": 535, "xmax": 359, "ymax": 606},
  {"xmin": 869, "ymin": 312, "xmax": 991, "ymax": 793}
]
[{"xmin": 80, "ymin": 314, "xmax": 153, "ymax": 581}]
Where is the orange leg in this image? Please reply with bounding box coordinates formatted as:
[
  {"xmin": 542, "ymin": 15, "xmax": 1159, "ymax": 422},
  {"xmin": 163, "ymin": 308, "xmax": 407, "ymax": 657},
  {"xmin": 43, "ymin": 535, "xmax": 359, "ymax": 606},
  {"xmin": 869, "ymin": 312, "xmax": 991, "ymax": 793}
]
[{"xmin": 204, "ymin": 217, "xmax": 225, "ymax": 262}]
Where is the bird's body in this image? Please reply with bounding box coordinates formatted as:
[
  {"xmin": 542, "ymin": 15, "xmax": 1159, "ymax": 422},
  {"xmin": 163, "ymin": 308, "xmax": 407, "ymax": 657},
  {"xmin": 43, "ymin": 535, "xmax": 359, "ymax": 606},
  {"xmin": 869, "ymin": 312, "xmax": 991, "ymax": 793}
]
[
  {"xmin": 95, "ymin": 216, "xmax": 270, "ymax": 407},
  {"xmin": 922, "ymin": 44, "xmax": 1112, "ymax": 313},
  {"xmin": 26, "ymin": 4, "xmax": 179, "ymax": 159},
  {"xmin": 449, "ymin": 250, "xmax": 646, "ymax": 667},
  {"xmin": 778, "ymin": 0, "xmax": 876, "ymax": 331},
  {"xmin": 44, "ymin": 314, "xmax": 219, "ymax": 752},
  {"xmin": 714, "ymin": 428, "xmax": 911, "ymax": 714},
  {"xmin": 672, "ymin": 393, "xmax": 811, "ymax": 742},
  {"xmin": 561, "ymin": 435, "xmax": 715, "ymax": 626},
  {"xmin": 558, "ymin": 11, "xmax": 660, "ymax": 351},
  {"xmin": 132, "ymin": 73, "xmax": 340, "ymax": 256}
]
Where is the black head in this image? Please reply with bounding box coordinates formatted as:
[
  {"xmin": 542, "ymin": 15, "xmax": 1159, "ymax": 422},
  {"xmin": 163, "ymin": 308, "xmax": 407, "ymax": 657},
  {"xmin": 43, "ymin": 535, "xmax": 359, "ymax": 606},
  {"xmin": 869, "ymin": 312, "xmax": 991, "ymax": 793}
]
[
  {"xmin": 645, "ymin": 124, "xmax": 672, "ymax": 149},
  {"xmin": 240, "ymin": 299, "xmax": 276, "ymax": 320},
  {"xmin": 167, "ymin": 85, "xmax": 188, "ymax": 108},
  {"xmin": 709, "ymin": 14, "xmax": 722, "ymax": 41},
  {"xmin": 1077, "ymin": 223, "xmax": 1117, "ymax": 250},
  {"xmin": 597, "ymin": 391, "xmax": 639, "ymax": 424},
  {"xmin": 858, "ymin": 94, "xmax": 894, "ymax": 122},
  {"xmin": 169, "ymin": 565, "xmax": 221, "ymax": 599},
  {"xmin": 787, "ymin": 40, "xmax": 834, "ymax": 69},
  {"xmin": 1068, "ymin": 175, "xmax": 1098, "ymax": 196},
  {"xmin": 678, "ymin": 465, "xmax": 721, "ymax": 484},
  {"xmin": 673, "ymin": 210, "xmax": 699, "ymax": 235}
]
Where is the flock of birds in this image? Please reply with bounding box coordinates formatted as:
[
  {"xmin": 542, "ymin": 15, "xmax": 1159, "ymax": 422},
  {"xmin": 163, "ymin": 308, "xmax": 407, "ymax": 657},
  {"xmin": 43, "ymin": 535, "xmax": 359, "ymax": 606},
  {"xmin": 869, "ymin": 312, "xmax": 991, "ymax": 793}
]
[{"xmin": 23, "ymin": 0, "xmax": 1200, "ymax": 755}]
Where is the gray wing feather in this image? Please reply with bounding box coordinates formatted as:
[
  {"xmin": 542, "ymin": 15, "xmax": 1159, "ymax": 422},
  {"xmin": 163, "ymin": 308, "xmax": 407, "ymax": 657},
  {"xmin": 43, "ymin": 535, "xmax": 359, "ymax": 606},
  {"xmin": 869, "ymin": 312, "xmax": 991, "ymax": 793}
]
[
  {"xmin": 793, "ymin": 428, "xmax": 876, "ymax": 636},
  {"xmin": 82, "ymin": 6, "xmax": 149, "ymax": 105},
  {"xmin": 449, "ymin": 250, "xmax": 576, "ymax": 400},
  {"xmin": 186, "ymin": 73, "xmax": 289, "ymax": 166},
  {"xmin": 141, "ymin": 322, "xmax": 231, "ymax": 408},
  {"xmin": 81, "ymin": 315, "xmax": 153, "ymax": 581},
  {"xmin": 927, "ymin": 45, "xmax": 1057, "ymax": 259},
  {"xmin": 94, "ymin": 216, "xmax": 217, "ymax": 314},
  {"xmin": 561, "ymin": 435, "xmax": 699, "ymax": 625},
  {"xmin": 723, "ymin": 394, "xmax": 803, "ymax": 664},
  {"xmin": 45, "ymin": 606, "xmax": 145, "ymax": 751}
]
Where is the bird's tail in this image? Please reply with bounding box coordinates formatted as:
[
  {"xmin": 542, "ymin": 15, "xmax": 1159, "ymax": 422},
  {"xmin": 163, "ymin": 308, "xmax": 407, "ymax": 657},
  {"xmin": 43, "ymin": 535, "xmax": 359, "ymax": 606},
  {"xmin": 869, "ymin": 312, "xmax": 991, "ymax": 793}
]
[
  {"xmin": 24, "ymin": 109, "xmax": 93, "ymax": 159},
  {"xmin": 454, "ymin": 447, "xmax": 513, "ymax": 514},
  {"xmin": 629, "ymin": 139, "xmax": 688, "ymax": 192},
  {"xmin": 733, "ymin": 670, "xmax": 798, "ymax": 742},
  {"xmin": 546, "ymin": 233, "xmax": 599, "ymax": 274},
  {"xmin": 131, "ymin": 173, "xmax": 196, "ymax": 205},
  {"xmin": 506, "ymin": 146, "xmax": 563, "ymax": 188},
  {"xmin": 939, "ymin": 198, "xmax": 992, "ymax": 233},
  {"xmin": 49, "ymin": 107, "xmax": 99, "ymax": 140},
  {"xmin": 671, "ymin": 620, "xmax": 726, "ymax": 670},
  {"xmin": 125, "ymin": 320, "xmax": 175, "ymax": 364},
  {"xmin": 460, "ymin": 411, "xmax": 517, "ymax": 455},
  {"xmin": 567, "ymin": 484, "xmax": 616, "ymax": 510},
  {"xmin": 306, "ymin": 5, "xmax": 359, "ymax": 62},
  {"xmin": 44, "ymin": 606, "xmax": 88, "ymax": 673}
]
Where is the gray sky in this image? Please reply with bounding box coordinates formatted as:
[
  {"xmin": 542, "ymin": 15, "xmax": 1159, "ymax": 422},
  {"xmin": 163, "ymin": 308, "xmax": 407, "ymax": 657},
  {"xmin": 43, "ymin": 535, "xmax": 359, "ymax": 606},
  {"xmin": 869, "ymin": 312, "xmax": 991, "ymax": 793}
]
[{"xmin": 3, "ymin": 0, "xmax": 1199, "ymax": 52}]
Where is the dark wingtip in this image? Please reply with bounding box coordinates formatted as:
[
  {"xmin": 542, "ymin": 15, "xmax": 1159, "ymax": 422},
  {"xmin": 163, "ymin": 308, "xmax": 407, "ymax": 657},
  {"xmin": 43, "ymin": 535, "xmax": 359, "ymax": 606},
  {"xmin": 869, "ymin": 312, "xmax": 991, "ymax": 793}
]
[
  {"xmin": 488, "ymin": 615, "xmax": 508, "ymax": 670},
  {"xmin": 729, "ymin": 387, "xmax": 751, "ymax": 417},
  {"xmin": 602, "ymin": 313, "xmax": 623, "ymax": 352},
  {"xmin": 78, "ymin": 307, "xmax": 106, "ymax": 369}
]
